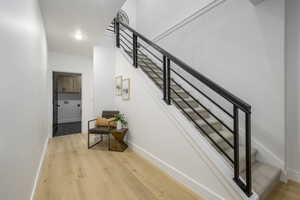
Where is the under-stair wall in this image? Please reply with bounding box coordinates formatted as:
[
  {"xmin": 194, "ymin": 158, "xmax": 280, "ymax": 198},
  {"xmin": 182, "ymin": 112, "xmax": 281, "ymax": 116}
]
[{"xmin": 114, "ymin": 49, "xmax": 247, "ymax": 200}]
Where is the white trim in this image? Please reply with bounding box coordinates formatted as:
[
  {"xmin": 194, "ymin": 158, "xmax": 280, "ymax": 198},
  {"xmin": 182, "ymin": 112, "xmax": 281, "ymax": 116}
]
[
  {"xmin": 287, "ymin": 169, "xmax": 300, "ymax": 183},
  {"xmin": 128, "ymin": 142, "xmax": 225, "ymax": 200},
  {"xmin": 152, "ymin": 0, "xmax": 226, "ymax": 43},
  {"xmin": 249, "ymin": 0, "xmax": 265, "ymax": 6},
  {"xmin": 30, "ymin": 136, "xmax": 49, "ymax": 200}
]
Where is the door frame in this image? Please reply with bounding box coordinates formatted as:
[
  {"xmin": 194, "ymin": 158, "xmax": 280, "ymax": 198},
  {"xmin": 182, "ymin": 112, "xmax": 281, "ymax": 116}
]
[{"xmin": 52, "ymin": 71, "xmax": 82, "ymax": 137}]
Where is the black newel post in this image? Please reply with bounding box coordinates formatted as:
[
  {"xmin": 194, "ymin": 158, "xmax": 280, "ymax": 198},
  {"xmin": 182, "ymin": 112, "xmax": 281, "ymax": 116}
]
[{"xmin": 245, "ymin": 112, "xmax": 252, "ymax": 197}]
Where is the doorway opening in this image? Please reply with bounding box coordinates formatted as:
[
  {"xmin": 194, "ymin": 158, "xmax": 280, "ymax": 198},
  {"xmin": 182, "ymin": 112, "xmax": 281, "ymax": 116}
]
[{"xmin": 53, "ymin": 72, "xmax": 82, "ymax": 137}]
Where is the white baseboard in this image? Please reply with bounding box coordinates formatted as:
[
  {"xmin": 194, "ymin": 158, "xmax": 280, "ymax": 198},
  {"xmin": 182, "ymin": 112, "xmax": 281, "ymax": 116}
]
[
  {"xmin": 30, "ymin": 136, "xmax": 49, "ymax": 200},
  {"xmin": 287, "ymin": 169, "xmax": 300, "ymax": 183},
  {"xmin": 128, "ymin": 141, "xmax": 225, "ymax": 200}
]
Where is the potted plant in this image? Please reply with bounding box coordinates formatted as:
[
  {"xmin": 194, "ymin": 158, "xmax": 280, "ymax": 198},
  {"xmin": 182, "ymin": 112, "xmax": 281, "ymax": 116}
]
[{"xmin": 114, "ymin": 113, "xmax": 128, "ymax": 130}]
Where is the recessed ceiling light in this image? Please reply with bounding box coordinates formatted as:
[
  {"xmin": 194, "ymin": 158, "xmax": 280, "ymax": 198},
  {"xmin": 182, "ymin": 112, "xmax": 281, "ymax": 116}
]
[{"xmin": 73, "ymin": 30, "xmax": 86, "ymax": 41}]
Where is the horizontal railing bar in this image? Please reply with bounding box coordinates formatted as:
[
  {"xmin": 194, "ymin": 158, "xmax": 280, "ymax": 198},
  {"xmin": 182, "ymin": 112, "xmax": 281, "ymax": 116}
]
[
  {"xmin": 137, "ymin": 51, "xmax": 234, "ymax": 134},
  {"xmin": 170, "ymin": 87, "xmax": 234, "ymax": 148},
  {"xmin": 138, "ymin": 50, "xmax": 162, "ymax": 69},
  {"xmin": 124, "ymin": 36, "xmax": 235, "ymax": 169},
  {"xmin": 137, "ymin": 49, "xmax": 234, "ymax": 148},
  {"xmin": 120, "ymin": 34, "xmax": 133, "ymax": 45},
  {"xmin": 120, "ymin": 39, "xmax": 132, "ymax": 52},
  {"xmin": 172, "ymin": 99, "xmax": 234, "ymax": 163},
  {"xmin": 138, "ymin": 43, "xmax": 163, "ymax": 63},
  {"xmin": 171, "ymin": 66, "xmax": 233, "ymax": 118},
  {"xmin": 136, "ymin": 48, "xmax": 234, "ymax": 162},
  {"xmin": 120, "ymin": 43, "xmax": 131, "ymax": 53},
  {"xmin": 120, "ymin": 44, "xmax": 132, "ymax": 56},
  {"xmin": 120, "ymin": 38, "xmax": 132, "ymax": 49},
  {"xmin": 117, "ymin": 20, "xmax": 251, "ymax": 113},
  {"xmin": 171, "ymin": 69, "xmax": 234, "ymax": 133},
  {"xmin": 120, "ymin": 43, "xmax": 129, "ymax": 52},
  {"xmin": 137, "ymin": 53, "xmax": 167, "ymax": 90},
  {"xmin": 142, "ymin": 62, "xmax": 234, "ymax": 134},
  {"xmin": 120, "ymin": 27, "xmax": 133, "ymax": 39}
]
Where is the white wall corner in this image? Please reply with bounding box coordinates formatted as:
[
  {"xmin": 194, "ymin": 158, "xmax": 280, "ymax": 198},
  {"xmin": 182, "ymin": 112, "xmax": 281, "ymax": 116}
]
[{"xmin": 249, "ymin": 0, "xmax": 265, "ymax": 6}]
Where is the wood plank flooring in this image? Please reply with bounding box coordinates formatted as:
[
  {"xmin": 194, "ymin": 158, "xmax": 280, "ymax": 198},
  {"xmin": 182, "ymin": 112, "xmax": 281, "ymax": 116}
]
[
  {"xmin": 34, "ymin": 134, "xmax": 203, "ymax": 200},
  {"xmin": 266, "ymin": 180, "xmax": 300, "ymax": 200},
  {"xmin": 34, "ymin": 133, "xmax": 300, "ymax": 200}
]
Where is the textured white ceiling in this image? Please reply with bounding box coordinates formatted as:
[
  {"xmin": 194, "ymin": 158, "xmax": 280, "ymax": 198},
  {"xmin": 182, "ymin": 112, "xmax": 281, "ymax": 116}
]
[{"xmin": 40, "ymin": 0, "xmax": 125, "ymax": 57}]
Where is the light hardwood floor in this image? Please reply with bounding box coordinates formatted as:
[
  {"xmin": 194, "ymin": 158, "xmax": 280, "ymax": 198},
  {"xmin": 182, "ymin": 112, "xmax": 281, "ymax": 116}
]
[
  {"xmin": 266, "ymin": 180, "xmax": 300, "ymax": 200},
  {"xmin": 34, "ymin": 133, "xmax": 300, "ymax": 200},
  {"xmin": 34, "ymin": 134, "xmax": 203, "ymax": 200}
]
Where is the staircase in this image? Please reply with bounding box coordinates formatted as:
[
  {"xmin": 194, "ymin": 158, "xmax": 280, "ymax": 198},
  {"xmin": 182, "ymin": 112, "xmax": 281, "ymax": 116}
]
[{"xmin": 111, "ymin": 18, "xmax": 282, "ymax": 199}]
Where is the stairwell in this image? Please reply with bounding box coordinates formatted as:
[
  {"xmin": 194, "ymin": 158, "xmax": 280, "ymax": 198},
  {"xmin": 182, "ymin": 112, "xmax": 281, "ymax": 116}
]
[{"xmin": 111, "ymin": 18, "xmax": 282, "ymax": 199}]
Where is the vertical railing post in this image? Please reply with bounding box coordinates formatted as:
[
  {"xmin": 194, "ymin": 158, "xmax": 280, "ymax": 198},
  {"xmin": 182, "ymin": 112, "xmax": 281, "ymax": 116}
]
[
  {"xmin": 233, "ymin": 105, "xmax": 239, "ymax": 182},
  {"xmin": 163, "ymin": 55, "xmax": 167, "ymax": 102},
  {"xmin": 163, "ymin": 56, "xmax": 171, "ymax": 105},
  {"xmin": 133, "ymin": 33, "xmax": 138, "ymax": 68},
  {"xmin": 166, "ymin": 58, "xmax": 171, "ymax": 105},
  {"xmin": 115, "ymin": 20, "xmax": 120, "ymax": 48},
  {"xmin": 245, "ymin": 112, "xmax": 252, "ymax": 196}
]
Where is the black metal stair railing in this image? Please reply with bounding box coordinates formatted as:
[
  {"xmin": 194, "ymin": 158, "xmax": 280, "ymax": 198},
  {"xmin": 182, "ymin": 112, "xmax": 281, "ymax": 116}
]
[{"xmin": 112, "ymin": 17, "xmax": 252, "ymax": 197}]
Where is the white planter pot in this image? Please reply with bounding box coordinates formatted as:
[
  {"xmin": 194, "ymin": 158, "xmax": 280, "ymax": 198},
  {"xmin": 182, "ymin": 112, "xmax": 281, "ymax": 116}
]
[{"xmin": 117, "ymin": 120, "xmax": 122, "ymax": 130}]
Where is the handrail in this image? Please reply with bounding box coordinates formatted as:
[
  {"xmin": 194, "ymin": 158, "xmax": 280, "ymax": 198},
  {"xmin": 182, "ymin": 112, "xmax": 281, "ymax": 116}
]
[{"xmin": 118, "ymin": 20, "xmax": 251, "ymax": 113}]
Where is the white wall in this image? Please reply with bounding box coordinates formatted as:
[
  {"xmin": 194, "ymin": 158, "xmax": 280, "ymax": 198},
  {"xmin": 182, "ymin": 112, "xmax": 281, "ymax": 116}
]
[
  {"xmin": 134, "ymin": 0, "xmax": 286, "ymax": 166},
  {"xmin": 136, "ymin": 0, "xmax": 218, "ymax": 39},
  {"xmin": 286, "ymin": 0, "xmax": 300, "ymax": 182},
  {"xmin": 93, "ymin": 36, "xmax": 116, "ymax": 115},
  {"xmin": 115, "ymin": 50, "xmax": 247, "ymax": 200},
  {"xmin": 0, "ymin": 0, "xmax": 48, "ymax": 199},
  {"xmin": 48, "ymin": 52, "xmax": 94, "ymax": 134},
  {"xmin": 122, "ymin": 0, "xmax": 137, "ymax": 29}
]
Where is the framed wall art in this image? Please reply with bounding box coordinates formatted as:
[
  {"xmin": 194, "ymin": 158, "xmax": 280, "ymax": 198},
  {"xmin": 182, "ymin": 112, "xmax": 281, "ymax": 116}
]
[
  {"xmin": 115, "ymin": 76, "xmax": 123, "ymax": 96},
  {"xmin": 122, "ymin": 78, "xmax": 130, "ymax": 100}
]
